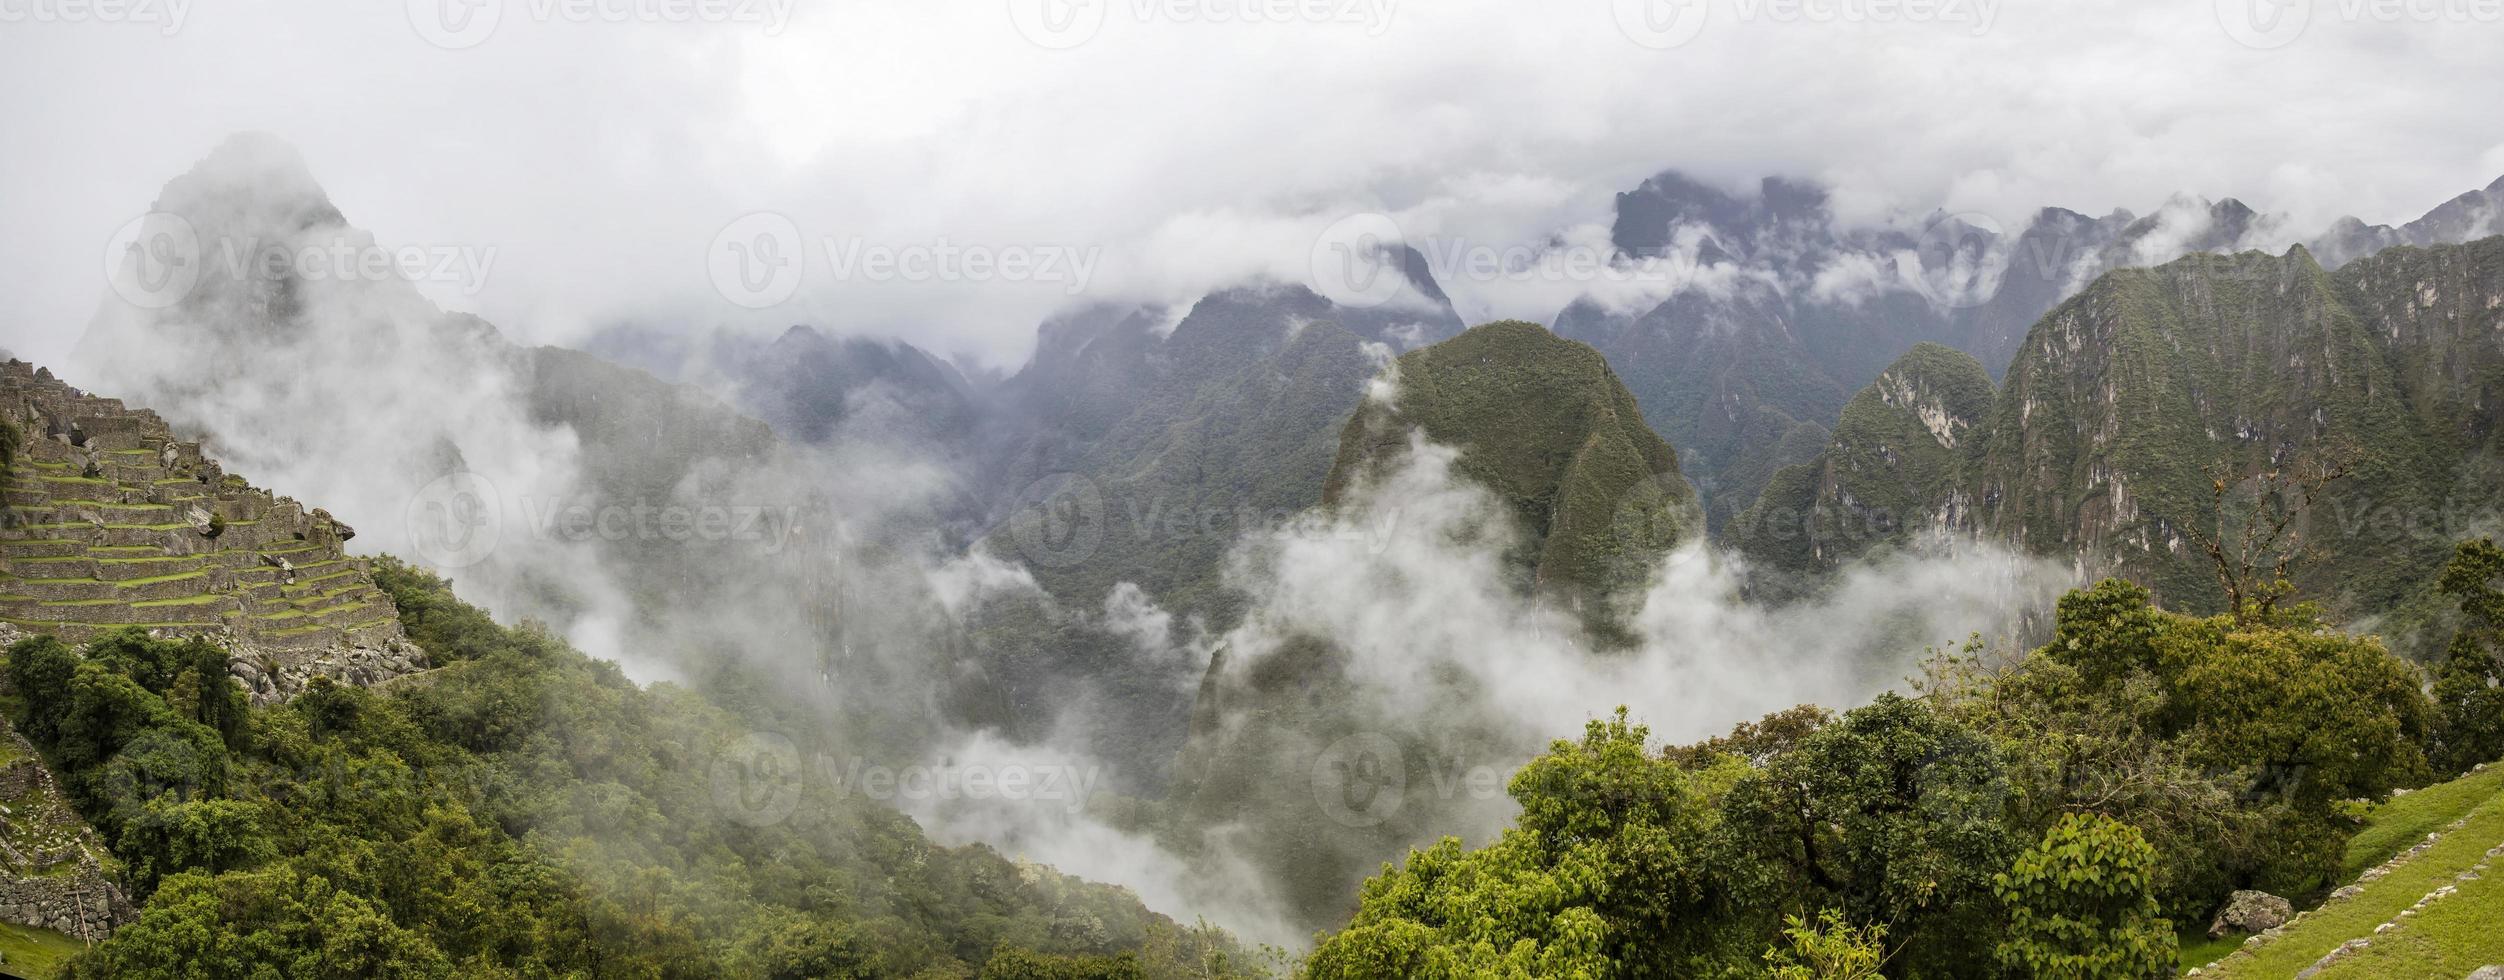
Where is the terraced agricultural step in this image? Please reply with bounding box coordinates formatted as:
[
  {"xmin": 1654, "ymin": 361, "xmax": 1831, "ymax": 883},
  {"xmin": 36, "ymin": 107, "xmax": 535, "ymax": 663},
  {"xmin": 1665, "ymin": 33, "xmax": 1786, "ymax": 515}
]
[
  {"xmin": 4, "ymin": 569, "xmax": 219, "ymax": 602},
  {"xmin": 0, "ymin": 358, "xmax": 417, "ymax": 699},
  {"xmin": 93, "ymin": 554, "xmax": 207, "ymax": 581},
  {"xmin": 20, "ymin": 595, "xmax": 238, "ymax": 625},
  {"xmin": 0, "ymin": 539, "xmax": 84, "ymax": 559},
  {"xmin": 88, "ymin": 544, "xmax": 168, "ymax": 557}
]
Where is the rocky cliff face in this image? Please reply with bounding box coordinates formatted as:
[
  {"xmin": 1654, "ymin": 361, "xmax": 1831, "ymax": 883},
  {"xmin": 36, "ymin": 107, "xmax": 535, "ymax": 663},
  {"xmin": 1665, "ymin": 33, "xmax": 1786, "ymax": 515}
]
[
  {"xmin": 0, "ymin": 360, "xmax": 424, "ymax": 702},
  {"xmin": 1731, "ymin": 342, "xmax": 1993, "ymax": 592},
  {"xmin": 1970, "ymin": 246, "xmax": 2447, "ymax": 608},
  {"xmin": 1564, "ymin": 171, "xmax": 2503, "ymax": 543},
  {"xmin": 1735, "ymin": 237, "xmax": 2504, "ymax": 627}
]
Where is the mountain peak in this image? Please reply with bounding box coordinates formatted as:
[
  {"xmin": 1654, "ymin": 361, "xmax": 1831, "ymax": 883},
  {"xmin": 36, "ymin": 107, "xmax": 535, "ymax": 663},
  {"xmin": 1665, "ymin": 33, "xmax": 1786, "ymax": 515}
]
[
  {"xmin": 157, "ymin": 131, "xmax": 340, "ymax": 228},
  {"xmin": 1324, "ymin": 320, "xmax": 1697, "ymax": 643}
]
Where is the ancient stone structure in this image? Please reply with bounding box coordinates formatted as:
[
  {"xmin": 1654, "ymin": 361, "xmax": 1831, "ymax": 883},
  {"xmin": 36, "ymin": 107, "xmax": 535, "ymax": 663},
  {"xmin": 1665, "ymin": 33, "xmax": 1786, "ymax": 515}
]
[
  {"xmin": 0, "ymin": 718, "xmax": 132, "ymax": 943},
  {"xmin": 0, "ymin": 360, "xmax": 425, "ymax": 702}
]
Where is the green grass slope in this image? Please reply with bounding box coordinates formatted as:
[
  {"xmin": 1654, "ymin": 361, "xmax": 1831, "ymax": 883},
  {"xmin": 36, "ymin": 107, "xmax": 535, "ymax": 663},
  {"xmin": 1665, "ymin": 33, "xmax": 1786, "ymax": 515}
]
[
  {"xmin": 2196, "ymin": 764, "xmax": 2504, "ymax": 978},
  {"xmin": 0, "ymin": 921, "xmax": 83, "ymax": 980}
]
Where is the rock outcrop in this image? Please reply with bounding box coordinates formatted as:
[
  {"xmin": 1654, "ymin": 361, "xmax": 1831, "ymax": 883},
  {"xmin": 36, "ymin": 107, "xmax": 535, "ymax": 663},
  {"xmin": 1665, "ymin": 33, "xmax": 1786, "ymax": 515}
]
[
  {"xmin": 0, "ymin": 360, "xmax": 425, "ymax": 702},
  {"xmin": 2208, "ymin": 889, "xmax": 2294, "ymax": 938}
]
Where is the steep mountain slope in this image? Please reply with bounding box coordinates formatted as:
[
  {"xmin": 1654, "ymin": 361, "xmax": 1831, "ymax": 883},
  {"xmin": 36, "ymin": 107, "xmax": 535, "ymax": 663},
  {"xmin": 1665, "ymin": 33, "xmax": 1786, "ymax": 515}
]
[
  {"xmin": 1734, "ymin": 238, "xmax": 2504, "ymax": 633},
  {"xmin": 1971, "ymin": 246, "xmax": 2447, "ymax": 610},
  {"xmin": 581, "ymin": 323, "xmax": 980, "ymax": 469},
  {"xmin": 991, "ymin": 286, "xmax": 1414, "ymax": 620},
  {"xmin": 69, "ymin": 134, "xmax": 859, "ymax": 704},
  {"xmin": 1566, "ymin": 171, "xmax": 2501, "ymax": 540},
  {"xmin": 1730, "ymin": 342, "xmax": 1994, "ymax": 593},
  {"xmin": 953, "ymin": 288, "xmax": 1407, "ymax": 784},
  {"xmin": 716, "ymin": 326, "xmax": 977, "ymax": 449},
  {"xmin": 1324, "ymin": 319, "xmax": 1700, "ymax": 642},
  {"xmin": 2310, "ymin": 174, "xmax": 2504, "ymax": 269},
  {"xmin": 1153, "ymin": 322, "xmax": 1702, "ymax": 932},
  {"xmin": 1552, "ymin": 282, "xmax": 1841, "ymax": 531}
]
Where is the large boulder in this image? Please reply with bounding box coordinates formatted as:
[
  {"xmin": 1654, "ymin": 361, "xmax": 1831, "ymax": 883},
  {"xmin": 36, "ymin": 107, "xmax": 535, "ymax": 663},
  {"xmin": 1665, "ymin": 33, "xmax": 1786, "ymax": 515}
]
[{"xmin": 2209, "ymin": 889, "xmax": 2294, "ymax": 938}]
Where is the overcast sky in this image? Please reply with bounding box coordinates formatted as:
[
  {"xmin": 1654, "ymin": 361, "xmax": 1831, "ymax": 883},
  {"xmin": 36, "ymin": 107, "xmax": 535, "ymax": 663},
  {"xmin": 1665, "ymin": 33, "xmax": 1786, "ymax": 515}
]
[{"xmin": 3, "ymin": 0, "xmax": 2498, "ymax": 371}]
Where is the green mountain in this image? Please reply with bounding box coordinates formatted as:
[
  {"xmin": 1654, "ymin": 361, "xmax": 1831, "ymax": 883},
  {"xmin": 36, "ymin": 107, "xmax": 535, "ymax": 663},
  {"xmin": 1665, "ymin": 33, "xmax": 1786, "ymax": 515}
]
[
  {"xmin": 1323, "ymin": 319, "xmax": 1700, "ymax": 642},
  {"xmin": 1153, "ymin": 321, "xmax": 1701, "ymax": 935},
  {"xmin": 954, "ymin": 287, "xmax": 1451, "ymax": 784},
  {"xmin": 990, "ymin": 287, "xmax": 1406, "ymax": 622},
  {"xmin": 1735, "ymin": 238, "xmax": 2504, "ymax": 638},
  {"xmin": 1730, "ymin": 342, "xmax": 1994, "ymax": 593}
]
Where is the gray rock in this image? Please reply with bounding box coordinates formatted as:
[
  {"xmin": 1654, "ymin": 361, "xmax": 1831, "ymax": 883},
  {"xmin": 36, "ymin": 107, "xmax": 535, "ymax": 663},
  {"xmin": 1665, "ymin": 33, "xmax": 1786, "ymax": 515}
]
[{"xmin": 2210, "ymin": 889, "xmax": 2296, "ymax": 939}]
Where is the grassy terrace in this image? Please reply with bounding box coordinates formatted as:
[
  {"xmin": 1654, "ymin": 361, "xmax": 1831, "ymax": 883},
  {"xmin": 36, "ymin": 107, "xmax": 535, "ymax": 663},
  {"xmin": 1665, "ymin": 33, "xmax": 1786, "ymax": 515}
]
[
  {"xmin": 2198, "ymin": 765, "xmax": 2504, "ymax": 977},
  {"xmin": 40, "ymin": 499, "xmax": 171, "ymax": 511},
  {"xmin": 15, "ymin": 522, "xmax": 193, "ymax": 533},
  {"xmin": 0, "ymin": 618, "xmax": 222, "ymax": 631},
  {"xmin": 2343, "ymin": 765, "xmax": 2504, "ymax": 877},
  {"xmin": 129, "ymin": 593, "xmax": 228, "ymax": 608},
  {"xmin": 0, "ymin": 920, "xmax": 84, "ymax": 980},
  {"xmin": 13, "ymin": 569, "xmax": 206, "ymax": 588}
]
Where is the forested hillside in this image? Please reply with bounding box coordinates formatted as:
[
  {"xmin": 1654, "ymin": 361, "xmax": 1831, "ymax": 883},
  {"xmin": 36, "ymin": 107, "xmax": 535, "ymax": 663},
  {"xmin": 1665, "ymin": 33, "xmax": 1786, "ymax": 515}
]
[{"xmin": 2, "ymin": 560, "xmax": 1247, "ymax": 978}]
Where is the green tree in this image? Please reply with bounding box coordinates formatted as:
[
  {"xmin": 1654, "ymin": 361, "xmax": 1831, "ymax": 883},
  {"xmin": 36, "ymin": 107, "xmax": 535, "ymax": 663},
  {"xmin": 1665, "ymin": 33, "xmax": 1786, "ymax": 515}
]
[
  {"xmin": 1761, "ymin": 910, "xmax": 1887, "ymax": 979},
  {"xmin": 1307, "ymin": 709, "xmax": 1754, "ymax": 979},
  {"xmin": 2431, "ymin": 538, "xmax": 2504, "ymax": 772},
  {"xmin": 1992, "ymin": 813, "xmax": 2175, "ymax": 979},
  {"xmin": 1723, "ymin": 693, "xmax": 2016, "ymax": 977},
  {"xmin": 4, "ymin": 633, "xmax": 79, "ymax": 743}
]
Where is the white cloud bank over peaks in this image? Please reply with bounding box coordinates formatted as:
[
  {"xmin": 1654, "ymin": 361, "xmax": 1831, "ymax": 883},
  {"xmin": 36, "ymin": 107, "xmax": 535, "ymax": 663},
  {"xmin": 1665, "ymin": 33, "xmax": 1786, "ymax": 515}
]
[{"xmin": 3, "ymin": 1, "xmax": 2500, "ymax": 369}]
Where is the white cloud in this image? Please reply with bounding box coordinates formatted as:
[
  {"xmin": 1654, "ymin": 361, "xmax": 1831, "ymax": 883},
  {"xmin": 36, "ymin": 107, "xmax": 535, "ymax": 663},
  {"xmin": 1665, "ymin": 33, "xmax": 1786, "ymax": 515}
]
[{"xmin": 4, "ymin": 1, "xmax": 2498, "ymax": 371}]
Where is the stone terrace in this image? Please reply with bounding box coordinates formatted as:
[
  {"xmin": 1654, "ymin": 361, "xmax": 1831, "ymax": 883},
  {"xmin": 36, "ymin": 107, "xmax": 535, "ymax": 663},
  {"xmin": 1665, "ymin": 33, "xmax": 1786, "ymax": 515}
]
[{"xmin": 0, "ymin": 360, "xmax": 424, "ymax": 701}]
